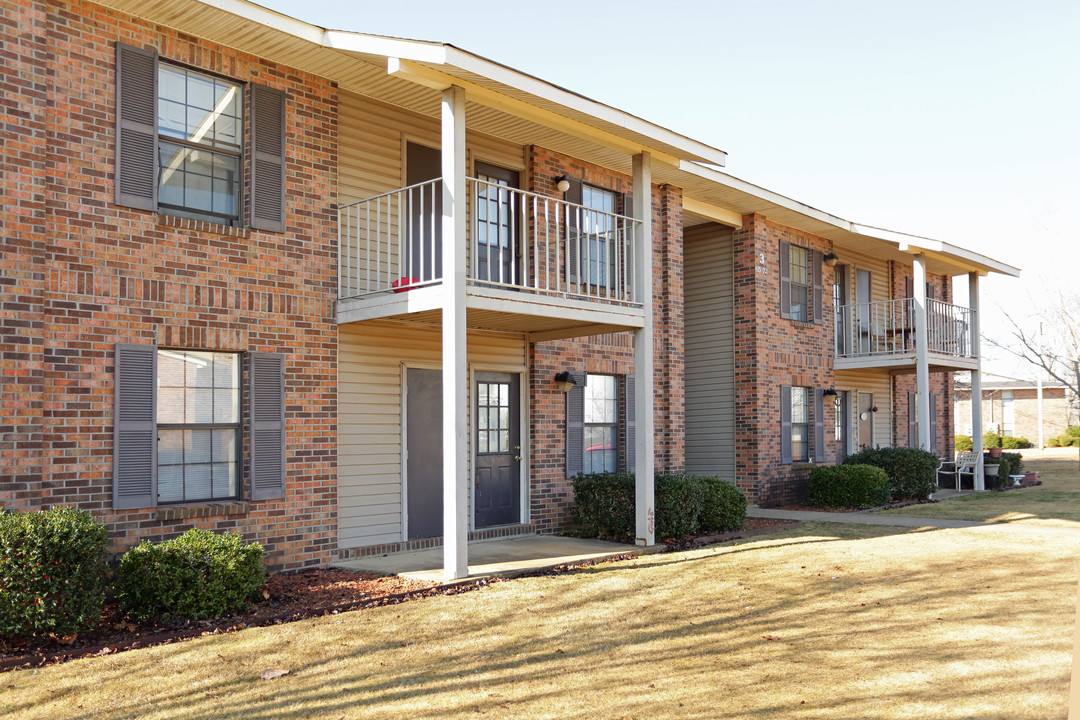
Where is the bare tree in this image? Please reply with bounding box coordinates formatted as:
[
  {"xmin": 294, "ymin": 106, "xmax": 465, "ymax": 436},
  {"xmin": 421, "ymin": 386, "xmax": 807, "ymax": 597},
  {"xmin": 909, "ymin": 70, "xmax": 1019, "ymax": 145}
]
[{"xmin": 990, "ymin": 290, "xmax": 1080, "ymax": 465}]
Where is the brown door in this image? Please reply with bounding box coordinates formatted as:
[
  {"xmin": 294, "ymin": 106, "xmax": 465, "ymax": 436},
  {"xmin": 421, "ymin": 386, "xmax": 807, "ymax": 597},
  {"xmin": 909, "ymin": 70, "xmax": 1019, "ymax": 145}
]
[
  {"xmin": 474, "ymin": 161, "xmax": 521, "ymax": 286},
  {"xmin": 406, "ymin": 368, "xmax": 442, "ymax": 540},
  {"xmin": 474, "ymin": 373, "xmax": 521, "ymax": 528},
  {"xmin": 405, "ymin": 141, "xmax": 441, "ymax": 283},
  {"xmin": 857, "ymin": 392, "xmax": 874, "ymax": 450}
]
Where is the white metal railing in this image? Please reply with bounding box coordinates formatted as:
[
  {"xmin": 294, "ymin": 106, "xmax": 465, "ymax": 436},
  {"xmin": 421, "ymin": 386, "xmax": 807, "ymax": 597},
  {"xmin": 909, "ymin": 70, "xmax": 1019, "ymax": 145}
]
[
  {"xmin": 835, "ymin": 297, "xmax": 974, "ymax": 359},
  {"xmin": 338, "ymin": 178, "xmax": 640, "ymax": 305}
]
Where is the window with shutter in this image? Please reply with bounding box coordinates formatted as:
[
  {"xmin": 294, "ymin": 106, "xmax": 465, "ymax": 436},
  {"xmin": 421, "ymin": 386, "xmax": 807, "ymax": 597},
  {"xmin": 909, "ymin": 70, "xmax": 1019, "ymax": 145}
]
[
  {"xmin": 779, "ymin": 243, "xmax": 821, "ymax": 323},
  {"xmin": 250, "ymin": 352, "xmax": 286, "ymax": 500},
  {"xmin": 114, "ymin": 42, "xmax": 284, "ymax": 230}
]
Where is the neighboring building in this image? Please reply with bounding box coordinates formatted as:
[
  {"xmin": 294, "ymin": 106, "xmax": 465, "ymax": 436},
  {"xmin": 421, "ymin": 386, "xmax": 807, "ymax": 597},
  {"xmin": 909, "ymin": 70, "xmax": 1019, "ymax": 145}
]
[
  {"xmin": 1, "ymin": 0, "xmax": 1018, "ymax": 577},
  {"xmin": 955, "ymin": 379, "xmax": 1074, "ymax": 446}
]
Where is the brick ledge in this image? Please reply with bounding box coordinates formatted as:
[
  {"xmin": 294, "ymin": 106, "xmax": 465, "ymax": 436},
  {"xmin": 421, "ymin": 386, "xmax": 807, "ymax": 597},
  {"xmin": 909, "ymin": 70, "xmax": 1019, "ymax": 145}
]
[{"xmin": 155, "ymin": 501, "xmax": 250, "ymax": 522}]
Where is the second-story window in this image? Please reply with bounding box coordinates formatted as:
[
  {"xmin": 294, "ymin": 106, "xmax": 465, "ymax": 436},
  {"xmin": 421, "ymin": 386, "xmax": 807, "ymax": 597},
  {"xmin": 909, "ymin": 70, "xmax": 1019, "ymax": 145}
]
[
  {"xmin": 779, "ymin": 241, "xmax": 823, "ymax": 323},
  {"xmin": 158, "ymin": 65, "xmax": 243, "ymax": 225},
  {"xmin": 582, "ymin": 185, "xmax": 616, "ymax": 289}
]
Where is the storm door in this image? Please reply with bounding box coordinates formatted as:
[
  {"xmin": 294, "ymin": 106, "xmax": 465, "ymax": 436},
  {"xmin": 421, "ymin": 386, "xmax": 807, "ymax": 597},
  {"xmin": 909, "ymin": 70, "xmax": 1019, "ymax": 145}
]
[
  {"xmin": 474, "ymin": 373, "xmax": 521, "ymax": 528},
  {"xmin": 405, "ymin": 142, "xmax": 441, "ymax": 285},
  {"xmin": 405, "ymin": 368, "xmax": 442, "ymax": 540}
]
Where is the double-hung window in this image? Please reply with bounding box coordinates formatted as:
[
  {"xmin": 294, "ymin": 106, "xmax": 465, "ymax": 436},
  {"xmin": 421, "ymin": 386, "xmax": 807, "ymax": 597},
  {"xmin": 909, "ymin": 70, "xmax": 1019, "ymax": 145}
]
[
  {"xmin": 779, "ymin": 241, "xmax": 823, "ymax": 323},
  {"xmin": 781, "ymin": 385, "xmax": 825, "ymax": 464},
  {"xmin": 565, "ymin": 374, "xmax": 636, "ymax": 477},
  {"xmin": 581, "ymin": 185, "xmax": 616, "ymax": 289},
  {"xmin": 114, "ymin": 42, "xmax": 285, "ymax": 231},
  {"xmin": 583, "ymin": 375, "xmax": 618, "ymax": 474},
  {"xmin": 112, "ymin": 344, "xmax": 286, "ymax": 509},
  {"xmin": 157, "ymin": 66, "xmax": 243, "ymax": 225}
]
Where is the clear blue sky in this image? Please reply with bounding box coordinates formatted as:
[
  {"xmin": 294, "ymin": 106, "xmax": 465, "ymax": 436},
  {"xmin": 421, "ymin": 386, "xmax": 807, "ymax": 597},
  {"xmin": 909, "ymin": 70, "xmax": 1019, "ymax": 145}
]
[{"xmin": 259, "ymin": 0, "xmax": 1079, "ymax": 378}]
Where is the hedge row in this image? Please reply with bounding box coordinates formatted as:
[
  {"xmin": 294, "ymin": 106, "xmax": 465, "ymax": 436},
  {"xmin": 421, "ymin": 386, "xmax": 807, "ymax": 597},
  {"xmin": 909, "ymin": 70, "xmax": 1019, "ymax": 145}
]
[
  {"xmin": 572, "ymin": 472, "xmax": 747, "ymax": 539},
  {"xmin": 0, "ymin": 508, "xmax": 264, "ymax": 644},
  {"xmin": 808, "ymin": 464, "xmax": 890, "ymax": 508},
  {"xmin": 842, "ymin": 446, "xmax": 939, "ymax": 501}
]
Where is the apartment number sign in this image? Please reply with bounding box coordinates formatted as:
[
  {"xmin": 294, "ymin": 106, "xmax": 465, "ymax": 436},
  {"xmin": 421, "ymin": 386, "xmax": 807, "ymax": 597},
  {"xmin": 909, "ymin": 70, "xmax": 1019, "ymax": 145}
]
[{"xmin": 756, "ymin": 252, "xmax": 768, "ymax": 275}]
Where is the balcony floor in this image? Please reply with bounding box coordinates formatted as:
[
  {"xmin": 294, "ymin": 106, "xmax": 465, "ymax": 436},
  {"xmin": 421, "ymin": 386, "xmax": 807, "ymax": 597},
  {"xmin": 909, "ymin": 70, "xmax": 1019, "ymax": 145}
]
[
  {"xmin": 835, "ymin": 351, "xmax": 978, "ymax": 374},
  {"xmin": 337, "ymin": 284, "xmax": 646, "ymax": 340}
]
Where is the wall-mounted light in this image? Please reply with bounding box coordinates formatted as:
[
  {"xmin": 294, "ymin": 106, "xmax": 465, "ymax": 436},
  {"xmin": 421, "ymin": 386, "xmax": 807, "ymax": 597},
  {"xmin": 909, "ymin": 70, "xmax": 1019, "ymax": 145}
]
[
  {"xmin": 555, "ymin": 176, "xmax": 571, "ymax": 193},
  {"xmin": 823, "ymin": 387, "xmax": 841, "ymax": 407},
  {"xmin": 823, "ymin": 252, "xmax": 839, "ymax": 267},
  {"xmin": 554, "ymin": 371, "xmax": 577, "ymax": 393}
]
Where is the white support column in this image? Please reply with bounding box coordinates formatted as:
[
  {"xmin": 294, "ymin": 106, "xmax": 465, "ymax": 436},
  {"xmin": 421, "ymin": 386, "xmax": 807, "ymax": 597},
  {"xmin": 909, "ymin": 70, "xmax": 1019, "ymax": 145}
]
[
  {"xmin": 441, "ymin": 85, "xmax": 468, "ymax": 580},
  {"xmin": 1037, "ymin": 373, "xmax": 1045, "ymax": 449},
  {"xmin": 632, "ymin": 152, "xmax": 655, "ymax": 546},
  {"xmin": 969, "ymin": 272, "xmax": 985, "ymax": 490},
  {"xmin": 913, "ymin": 254, "xmax": 931, "ymax": 451}
]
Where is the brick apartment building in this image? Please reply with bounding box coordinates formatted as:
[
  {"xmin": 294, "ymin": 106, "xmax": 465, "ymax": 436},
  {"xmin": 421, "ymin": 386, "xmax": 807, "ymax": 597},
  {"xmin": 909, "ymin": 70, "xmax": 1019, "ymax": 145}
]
[{"xmin": 1, "ymin": 0, "xmax": 1018, "ymax": 577}]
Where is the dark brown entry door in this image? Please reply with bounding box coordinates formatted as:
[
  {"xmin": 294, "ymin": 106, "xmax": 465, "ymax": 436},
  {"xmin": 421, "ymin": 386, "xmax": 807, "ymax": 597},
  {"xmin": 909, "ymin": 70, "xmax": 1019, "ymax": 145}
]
[
  {"xmin": 474, "ymin": 373, "xmax": 521, "ymax": 528},
  {"xmin": 406, "ymin": 142, "xmax": 441, "ymax": 283},
  {"xmin": 406, "ymin": 368, "xmax": 442, "ymax": 540},
  {"xmin": 473, "ymin": 162, "xmax": 520, "ymax": 286}
]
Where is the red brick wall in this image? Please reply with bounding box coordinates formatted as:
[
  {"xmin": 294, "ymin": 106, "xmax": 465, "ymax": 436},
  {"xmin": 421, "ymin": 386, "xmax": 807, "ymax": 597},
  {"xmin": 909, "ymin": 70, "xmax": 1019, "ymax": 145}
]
[
  {"xmin": 733, "ymin": 214, "xmax": 835, "ymax": 506},
  {"xmin": 0, "ymin": 0, "xmax": 339, "ymax": 570},
  {"xmin": 526, "ymin": 146, "xmax": 684, "ymax": 532}
]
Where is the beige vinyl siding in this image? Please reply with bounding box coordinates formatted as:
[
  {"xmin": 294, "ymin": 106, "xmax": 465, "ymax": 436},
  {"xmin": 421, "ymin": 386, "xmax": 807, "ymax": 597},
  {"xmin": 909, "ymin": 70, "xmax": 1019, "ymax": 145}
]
[
  {"xmin": 841, "ymin": 248, "xmax": 891, "ymax": 303},
  {"xmin": 338, "ymin": 91, "xmax": 525, "ymax": 206},
  {"xmin": 337, "ymin": 321, "xmax": 527, "ymax": 550},
  {"xmin": 835, "ymin": 369, "xmax": 893, "ymax": 448},
  {"xmin": 683, "ymin": 224, "xmax": 736, "ymax": 480}
]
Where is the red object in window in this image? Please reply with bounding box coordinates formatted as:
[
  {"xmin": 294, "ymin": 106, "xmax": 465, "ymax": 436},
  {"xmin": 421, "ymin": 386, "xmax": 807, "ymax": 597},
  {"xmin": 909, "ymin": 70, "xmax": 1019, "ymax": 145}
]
[{"xmin": 392, "ymin": 277, "xmax": 419, "ymax": 293}]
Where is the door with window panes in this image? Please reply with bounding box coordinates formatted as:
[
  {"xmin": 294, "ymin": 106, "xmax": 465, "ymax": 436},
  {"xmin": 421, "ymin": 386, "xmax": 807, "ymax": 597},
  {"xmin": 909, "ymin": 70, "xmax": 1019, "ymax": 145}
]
[{"xmin": 474, "ymin": 373, "xmax": 521, "ymax": 528}]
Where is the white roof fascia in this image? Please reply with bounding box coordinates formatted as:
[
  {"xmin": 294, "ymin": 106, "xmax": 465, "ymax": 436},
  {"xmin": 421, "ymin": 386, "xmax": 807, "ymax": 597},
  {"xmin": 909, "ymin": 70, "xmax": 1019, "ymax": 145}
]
[
  {"xmin": 680, "ymin": 160, "xmax": 1020, "ymax": 279},
  {"xmin": 199, "ymin": 0, "xmax": 325, "ymax": 44},
  {"xmin": 322, "ymin": 29, "xmax": 448, "ymax": 64}
]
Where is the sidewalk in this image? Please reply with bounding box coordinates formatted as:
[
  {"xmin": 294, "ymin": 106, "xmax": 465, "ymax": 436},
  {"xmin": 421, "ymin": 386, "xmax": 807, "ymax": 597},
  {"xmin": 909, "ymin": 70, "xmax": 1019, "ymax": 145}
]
[{"xmin": 748, "ymin": 506, "xmax": 1080, "ymax": 537}]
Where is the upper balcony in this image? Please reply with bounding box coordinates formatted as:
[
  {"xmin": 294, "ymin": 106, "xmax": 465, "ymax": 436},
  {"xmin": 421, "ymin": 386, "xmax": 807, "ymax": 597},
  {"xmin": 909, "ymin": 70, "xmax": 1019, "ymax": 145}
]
[
  {"xmin": 835, "ymin": 298, "xmax": 977, "ymax": 372},
  {"xmin": 336, "ymin": 178, "xmax": 645, "ymax": 340}
]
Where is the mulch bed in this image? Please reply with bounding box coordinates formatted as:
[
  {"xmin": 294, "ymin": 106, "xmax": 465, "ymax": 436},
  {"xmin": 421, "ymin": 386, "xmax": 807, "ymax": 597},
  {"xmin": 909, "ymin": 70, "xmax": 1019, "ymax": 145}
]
[
  {"xmin": 775, "ymin": 499, "xmax": 940, "ymax": 513},
  {"xmin": 1, "ymin": 520, "xmax": 798, "ymax": 673}
]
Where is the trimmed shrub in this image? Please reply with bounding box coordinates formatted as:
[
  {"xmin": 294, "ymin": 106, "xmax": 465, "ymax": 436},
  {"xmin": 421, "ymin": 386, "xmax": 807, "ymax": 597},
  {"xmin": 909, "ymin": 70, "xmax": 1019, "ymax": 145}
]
[
  {"xmin": 116, "ymin": 529, "xmax": 265, "ymax": 621},
  {"xmin": 655, "ymin": 473, "xmax": 705, "ymax": 539},
  {"xmin": 1055, "ymin": 433, "xmax": 1077, "ymax": 448},
  {"xmin": 808, "ymin": 464, "xmax": 890, "ymax": 508},
  {"xmin": 698, "ymin": 476, "xmax": 748, "ymax": 533},
  {"xmin": 1068, "ymin": 426, "xmax": 1080, "ymax": 440},
  {"xmin": 1001, "ymin": 436, "xmax": 1030, "ymax": 450},
  {"xmin": 983, "ymin": 431, "xmax": 1002, "ymax": 449},
  {"xmin": 571, "ymin": 473, "xmax": 635, "ymax": 537},
  {"xmin": 955, "ymin": 434, "xmax": 973, "ymax": 451},
  {"xmin": 1049, "ymin": 436, "xmax": 1061, "ymax": 447},
  {"xmin": 843, "ymin": 446, "xmax": 939, "ymax": 501},
  {"xmin": 571, "ymin": 472, "xmax": 748, "ymax": 539},
  {"xmin": 0, "ymin": 507, "xmax": 108, "ymax": 643}
]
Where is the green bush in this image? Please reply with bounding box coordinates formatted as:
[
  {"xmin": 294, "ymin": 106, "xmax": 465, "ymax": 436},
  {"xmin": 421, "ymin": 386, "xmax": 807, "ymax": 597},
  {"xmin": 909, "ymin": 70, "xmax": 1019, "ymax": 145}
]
[
  {"xmin": 697, "ymin": 476, "xmax": 748, "ymax": 533},
  {"xmin": 1067, "ymin": 426, "xmax": 1080, "ymax": 440},
  {"xmin": 1049, "ymin": 436, "xmax": 1061, "ymax": 447},
  {"xmin": 654, "ymin": 473, "xmax": 705, "ymax": 539},
  {"xmin": 572, "ymin": 472, "xmax": 748, "ymax": 539},
  {"xmin": 955, "ymin": 435, "xmax": 973, "ymax": 451},
  {"xmin": 983, "ymin": 431, "xmax": 1002, "ymax": 449},
  {"xmin": 0, "ymin": 507, "xmax": 109, "ymax": 643},
  {"xmin": 116, "ymin": 529, "xmax": 265, "ymax": 621},
  {"xmin": 808, "ymin": 464, "xmax": 890, "ymax": 508},
  {"xmin": 1055, "ymin": 433, "xmax": 1077, "ymax": 448},
  {"xmin": 843, "ymin": 446, "xmax": 939, "ymax": 501},
  {"xmin": 1001, "ymin": 436, "xmax": 1030, "ymax": 450},
  {"xmin": 571, "ymin": 473, "xmax": 635, "ymax": 537}
]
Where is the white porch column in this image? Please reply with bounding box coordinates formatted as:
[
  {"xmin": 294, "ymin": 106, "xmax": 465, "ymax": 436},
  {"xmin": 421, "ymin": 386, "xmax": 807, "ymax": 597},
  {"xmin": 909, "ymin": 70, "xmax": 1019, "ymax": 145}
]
[
  {"xmin": 969, "ymin": 272, "xmax": 985, "ymax": 490},
  {"xmin": 913, "ymin": 254, "xmax": 931, "ymax": 451},
  {"xmin": 632, "ymin": 152, "xmax": 655, "ymax": 546},
  {"xmin": 441, "ymin": 85, "xmax": 468, "ymax": 580}
]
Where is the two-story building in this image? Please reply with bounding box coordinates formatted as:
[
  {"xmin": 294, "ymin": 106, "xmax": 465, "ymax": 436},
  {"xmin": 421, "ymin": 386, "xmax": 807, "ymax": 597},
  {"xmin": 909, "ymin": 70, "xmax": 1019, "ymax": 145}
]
[{"xmin": 0, "ymin": 0, "xmax": 1018, "ymax": 578}]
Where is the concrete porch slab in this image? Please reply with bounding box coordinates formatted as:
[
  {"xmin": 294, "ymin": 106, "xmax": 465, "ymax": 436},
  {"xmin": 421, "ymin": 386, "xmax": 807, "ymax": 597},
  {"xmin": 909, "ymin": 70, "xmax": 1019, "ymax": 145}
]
[{"xmin": 332, "ymin": 535, "xmax": 653, "ymax": 583}]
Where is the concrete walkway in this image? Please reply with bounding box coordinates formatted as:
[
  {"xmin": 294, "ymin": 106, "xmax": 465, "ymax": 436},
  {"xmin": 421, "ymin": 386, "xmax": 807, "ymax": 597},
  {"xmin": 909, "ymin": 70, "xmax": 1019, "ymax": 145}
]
[
  {"xmin": 748, "ymin": 506, "xmax": 1080, "ymax": 538},
  {"xmin": 332, "ymin": 535, "xmax": 657, "ymax": 583}
]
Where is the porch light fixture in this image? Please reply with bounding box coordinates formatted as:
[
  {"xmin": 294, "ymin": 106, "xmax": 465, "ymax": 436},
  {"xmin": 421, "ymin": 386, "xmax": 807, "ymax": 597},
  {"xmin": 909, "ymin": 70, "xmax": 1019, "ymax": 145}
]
[
  {"xmin": 823, "ymin": 252, "xmax": 839, "ymax": 267},
  {"xmin": 554, "ymin": 371, "xmax": 577, "ymax": 393},
  {"xmin": 555, "ymin": 176, "xmax": 571, "ymax": 193},
  {"xmin": 823, "ymin": 387, "xmax": 841, "ymax": 407}
]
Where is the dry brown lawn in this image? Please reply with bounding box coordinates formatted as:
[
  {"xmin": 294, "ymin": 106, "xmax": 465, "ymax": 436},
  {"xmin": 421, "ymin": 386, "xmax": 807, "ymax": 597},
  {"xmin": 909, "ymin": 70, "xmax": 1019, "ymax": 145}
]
[{"xmin": 3, "ymin": 521, "xmax": 1076, "ymax": 719}]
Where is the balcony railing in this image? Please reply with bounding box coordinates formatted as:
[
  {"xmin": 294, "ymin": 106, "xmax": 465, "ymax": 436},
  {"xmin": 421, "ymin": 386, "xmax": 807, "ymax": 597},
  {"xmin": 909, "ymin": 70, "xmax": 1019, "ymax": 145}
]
[
  {"xmin": 338, "ymin": 178, "xmax": 640, "ymax": 305},
  {"xmin": 836, "ymin": 298, "xmax": 974, "ymax": 359}
]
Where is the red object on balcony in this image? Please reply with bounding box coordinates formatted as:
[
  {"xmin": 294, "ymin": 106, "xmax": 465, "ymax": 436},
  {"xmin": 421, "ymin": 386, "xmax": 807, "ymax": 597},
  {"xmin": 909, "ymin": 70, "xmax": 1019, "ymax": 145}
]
[{"xmin": 392, "ymin": 277, "xmax": 419, "ymax": 293}]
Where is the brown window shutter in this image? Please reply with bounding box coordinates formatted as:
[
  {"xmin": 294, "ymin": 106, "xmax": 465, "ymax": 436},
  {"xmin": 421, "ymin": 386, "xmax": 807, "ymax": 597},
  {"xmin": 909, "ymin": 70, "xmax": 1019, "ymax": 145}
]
[
  {"xmin": 930, "ymin": 393, "xmax": 938, "ymax": 454},
  {"xmin": 250, "ymin": 84, "xmax": 286, "ymax": 232},
  {"xmin": 564, "ymin": 179, "xmax": 583, "ymax": 283},
  {"xmin": 625, "ymin": 375, "xmax": 636, "ymax": 472},
  {"xmin": 779, "ymin": 241, "xmax": 792, "ymax": 319},
  {"xmin": 812, "ymin": 250, "xmax": 824, "ymax": 324},
  {"xmin": 114, "ymin": 42, "xmax": 158, "ymax": 211},
  {"xmin": 908, "ymin": 391, "xmax": 918, "ymax": 448},
  {"xmin": 113, "ymin": 343, "xmax": 156, "ymax": 509},
  {"xmin": 813, "ymin": 387, "xmax": 825, "ymax": 462},
  {"xmin": 565, "ymin": 372, "xmax": 586, "ymax": 477},
  {"xmin": 905, "ymin": 276, "xmax": 914, "ymax": 299},
  {"xmin": 780, "ymin": 385, "xmax": 792, "ymax": 464},
  {"xmin": 250, "ymin": 352, "xmax": 286, "ymax": 500}
]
